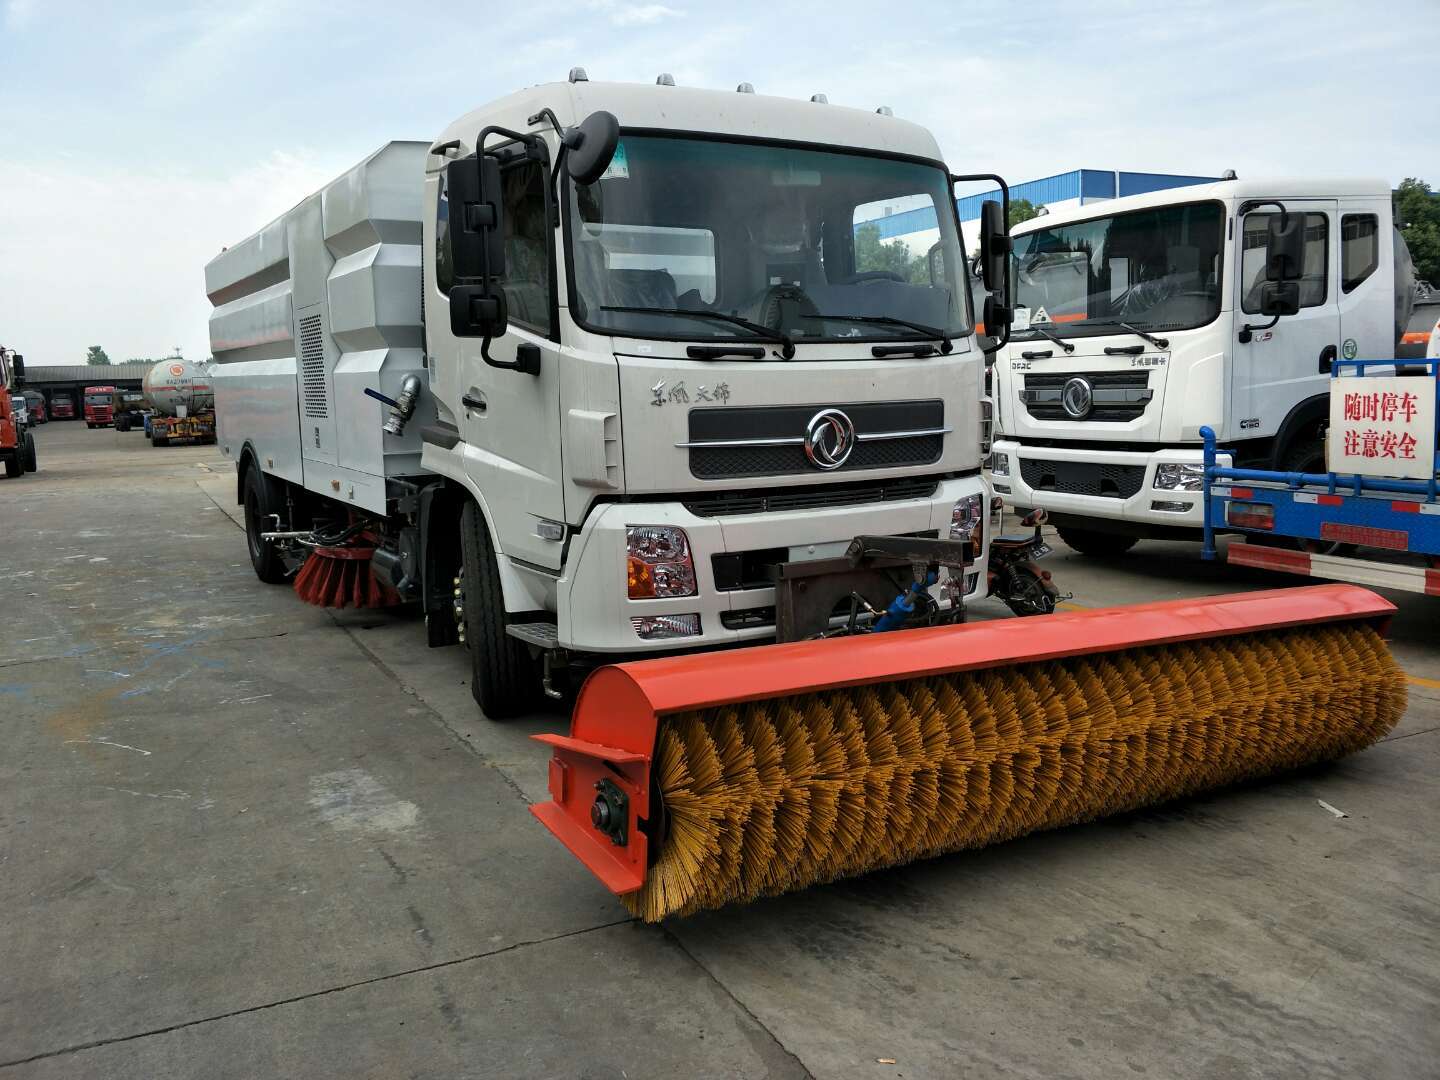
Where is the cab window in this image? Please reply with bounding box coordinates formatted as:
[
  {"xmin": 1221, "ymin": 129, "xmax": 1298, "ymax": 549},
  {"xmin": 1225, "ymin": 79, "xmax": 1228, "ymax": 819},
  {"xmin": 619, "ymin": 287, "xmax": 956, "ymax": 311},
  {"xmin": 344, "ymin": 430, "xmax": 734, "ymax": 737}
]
[
  {"xmin": 499, "ymin": 160, "xmax": 552, "ymax": 335},
  {"xmin": 1241, "ymin": 212, "xmax": 1328, "ymax": 314},
  {"xmin": 1341, "ymin": 214, "xmax": 1379, "ymax": 293}
]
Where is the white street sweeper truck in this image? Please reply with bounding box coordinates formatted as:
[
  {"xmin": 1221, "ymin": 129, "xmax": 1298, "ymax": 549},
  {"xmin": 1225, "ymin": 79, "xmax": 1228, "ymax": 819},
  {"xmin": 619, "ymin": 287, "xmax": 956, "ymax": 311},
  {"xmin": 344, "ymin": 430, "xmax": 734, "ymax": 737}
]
[{"xmin": 209, "ymin": 74, "xmax": 1405, "ymax": 920}]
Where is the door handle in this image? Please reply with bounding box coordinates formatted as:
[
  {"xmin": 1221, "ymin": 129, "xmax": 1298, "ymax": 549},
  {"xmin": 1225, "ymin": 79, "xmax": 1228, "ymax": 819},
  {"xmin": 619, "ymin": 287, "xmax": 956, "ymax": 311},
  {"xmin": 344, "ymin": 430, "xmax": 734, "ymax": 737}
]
[
  {"xmin": 1103, "ymin": 345, "xmax": 1145, "ymax": 355},
  {"xmin": 1319, "ymin": 344, "xmax": 1337, "ymax": 374},
  {"xmin": 462, "ymin": 391, "xmax": 487, "ymax": 414},
  {"xmin": 1020, "ymin": 350, "xmax": 1053, "ymax": 360}
]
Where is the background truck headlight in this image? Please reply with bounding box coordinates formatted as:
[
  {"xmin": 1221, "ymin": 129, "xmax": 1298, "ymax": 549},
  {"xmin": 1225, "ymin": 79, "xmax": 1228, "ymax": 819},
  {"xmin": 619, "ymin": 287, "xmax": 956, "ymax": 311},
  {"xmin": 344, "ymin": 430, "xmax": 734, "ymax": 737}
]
[
  {"xmin": 1153, "ymin": 463, "xmax": 1205, "ymax": 491},
  {"xmin": 988, "ymin": 451, "xmax": 1010, "ymax": 477},
  {"xmin": 626, "ymin": 526, "xmax": 698, "ymax": 599}
]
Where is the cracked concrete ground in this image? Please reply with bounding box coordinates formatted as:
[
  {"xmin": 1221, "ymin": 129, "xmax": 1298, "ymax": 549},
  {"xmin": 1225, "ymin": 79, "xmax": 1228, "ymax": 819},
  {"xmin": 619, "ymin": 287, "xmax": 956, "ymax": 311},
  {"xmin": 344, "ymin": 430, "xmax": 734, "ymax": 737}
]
[{"xmin": 2, "ymin": 422, "xmax": 1437, "ymax": 1079}]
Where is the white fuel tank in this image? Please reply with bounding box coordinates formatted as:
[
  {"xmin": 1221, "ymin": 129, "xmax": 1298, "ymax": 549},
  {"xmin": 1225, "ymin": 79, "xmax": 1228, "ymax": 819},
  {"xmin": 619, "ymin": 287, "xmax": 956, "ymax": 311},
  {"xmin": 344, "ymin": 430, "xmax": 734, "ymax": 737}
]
[{"xmin": 143, "ymin": 359, "xmax": 214, "ymax": 417}]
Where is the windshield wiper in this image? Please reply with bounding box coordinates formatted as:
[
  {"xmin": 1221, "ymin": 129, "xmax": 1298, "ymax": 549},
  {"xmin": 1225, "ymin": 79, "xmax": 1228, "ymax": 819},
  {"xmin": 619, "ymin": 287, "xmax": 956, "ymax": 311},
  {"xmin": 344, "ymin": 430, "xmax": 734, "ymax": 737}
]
[
  {"xmin": 807, "ymin": 313, "xmax": 953, "ymax": 352},
  {"xmin": 1079, "ymin": 320, "xmax": 1170, "ymax": 350},
  {"xmin": 1023, "ymin": 324, "xmax": 1075, "ymax": 354},
  {"xmin": 600, "ymin": 306, "xmax": 795, "ymax": 359}
]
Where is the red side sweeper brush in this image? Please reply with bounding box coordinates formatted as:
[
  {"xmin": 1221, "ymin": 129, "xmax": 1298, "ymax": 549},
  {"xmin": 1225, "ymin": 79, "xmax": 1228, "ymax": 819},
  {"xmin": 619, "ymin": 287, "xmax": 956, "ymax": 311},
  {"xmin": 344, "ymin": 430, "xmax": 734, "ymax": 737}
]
[
  {"xmin": 293, "ymin": 542, "xmax": 402, "ymax": 610},
  {"xmin": 531, "ymin": 584, "xmax": 1405, "ymax": 921}
]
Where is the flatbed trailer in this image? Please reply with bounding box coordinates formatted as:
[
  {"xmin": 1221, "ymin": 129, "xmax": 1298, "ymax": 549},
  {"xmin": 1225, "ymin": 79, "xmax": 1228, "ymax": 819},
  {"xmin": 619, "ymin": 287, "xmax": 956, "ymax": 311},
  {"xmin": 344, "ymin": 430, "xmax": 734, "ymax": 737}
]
[{"xmin": 1201, "ymin": 360, "xmax": 1440, "ymax": 595}]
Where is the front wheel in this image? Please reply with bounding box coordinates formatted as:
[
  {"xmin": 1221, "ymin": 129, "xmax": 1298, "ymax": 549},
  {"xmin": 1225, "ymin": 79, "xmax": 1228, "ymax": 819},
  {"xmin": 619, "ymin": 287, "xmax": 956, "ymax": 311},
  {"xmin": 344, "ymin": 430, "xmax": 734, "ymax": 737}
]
[
  {"xmin": 243, "ymin": 465, "xmax": 290, "ymax": 584},
  {"xmin": 3, "ymin": 453, "xmax": 20, "ymax": 478},
  {"xmin": 459, "ymin": 501, "xmax": 536, "ymax": 719},
  {"xmin": 1054, "ymin": 525, "xmax": 1139, "ymax": 558},
  {"xmin": 22, "ymin": 432, "xmax": 37, "ymax": 473}
]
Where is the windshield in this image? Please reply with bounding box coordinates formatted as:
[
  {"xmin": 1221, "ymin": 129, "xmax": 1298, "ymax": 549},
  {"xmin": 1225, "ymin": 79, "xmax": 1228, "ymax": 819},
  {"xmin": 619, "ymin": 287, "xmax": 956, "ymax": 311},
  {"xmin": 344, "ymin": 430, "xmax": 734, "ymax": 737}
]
[
  {"xmin": 85, "ymin": 394, "xmax": 112, "ymax": 406},
  {"xmin": 567, "ymin": 136, "xmax": 968, "ymax": 347},
  {"xmin": 1010, "ymin": 201, "xmax": 1224, "ymax": 338}
]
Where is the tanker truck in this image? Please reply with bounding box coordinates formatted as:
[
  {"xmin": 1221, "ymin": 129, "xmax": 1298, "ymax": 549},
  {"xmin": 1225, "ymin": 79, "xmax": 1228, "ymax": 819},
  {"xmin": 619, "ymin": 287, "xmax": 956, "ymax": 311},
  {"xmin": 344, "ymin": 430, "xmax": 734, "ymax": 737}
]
[{"xmin": 142, "ymin": 359, "xmax": 216, "ymax": 446}]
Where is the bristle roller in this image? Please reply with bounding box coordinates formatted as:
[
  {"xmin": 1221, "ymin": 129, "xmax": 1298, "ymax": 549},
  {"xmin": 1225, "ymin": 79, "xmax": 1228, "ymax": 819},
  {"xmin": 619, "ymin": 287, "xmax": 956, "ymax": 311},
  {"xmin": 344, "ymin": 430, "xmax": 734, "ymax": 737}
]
[
  {"xmin": 623, "ymin": 623, "xmax": 1405, "ymax": 921},
  {"xmin": 293, "ymin": 550, "xmax": 402, "ymax": 610}
]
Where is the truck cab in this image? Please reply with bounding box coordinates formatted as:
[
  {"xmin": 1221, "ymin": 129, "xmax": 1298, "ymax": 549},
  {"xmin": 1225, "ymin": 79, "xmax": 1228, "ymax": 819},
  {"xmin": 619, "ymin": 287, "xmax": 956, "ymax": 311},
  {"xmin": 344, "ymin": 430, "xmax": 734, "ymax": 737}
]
[
  {"xmin": 987, "ymin": 179, "xmax": 1406, "ymax": 552},
  {"xmin": 84, "ymin": 386, "xmax": 117, "ymax": 428}
]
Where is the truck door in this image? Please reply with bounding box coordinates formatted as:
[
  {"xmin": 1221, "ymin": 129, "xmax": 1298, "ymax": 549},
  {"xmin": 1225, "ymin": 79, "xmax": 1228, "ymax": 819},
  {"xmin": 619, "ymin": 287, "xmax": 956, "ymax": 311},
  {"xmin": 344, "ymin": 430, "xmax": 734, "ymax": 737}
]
[
  {"xmin": 1232, "ymin": 200, "xmax": 1338, "ymax": 449},
  {"xmin": 432, "ymin": 149, "xmax": 565, "ymax": 571}
]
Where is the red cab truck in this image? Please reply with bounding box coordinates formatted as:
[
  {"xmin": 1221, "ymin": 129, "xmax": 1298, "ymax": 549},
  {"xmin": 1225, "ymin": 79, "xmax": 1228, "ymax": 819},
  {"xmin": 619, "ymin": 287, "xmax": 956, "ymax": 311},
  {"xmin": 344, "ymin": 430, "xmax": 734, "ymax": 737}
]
[
  {"xmin": 50, "ymin": 391, "xmax": 76, "ymax": 420},
  {"xmin": 84, "ymin": 385, "xmax": 117, "ymax": 427},
  {"xmin": 1, "ymin": 349, "xmax": 37, "ymax": 477}
]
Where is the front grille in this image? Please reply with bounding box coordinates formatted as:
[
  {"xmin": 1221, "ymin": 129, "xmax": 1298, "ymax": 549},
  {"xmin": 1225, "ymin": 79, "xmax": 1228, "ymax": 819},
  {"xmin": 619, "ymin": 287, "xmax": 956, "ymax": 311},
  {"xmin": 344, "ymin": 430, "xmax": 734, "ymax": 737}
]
[
  {"xmin": 1021, "ymin": 371, "xmax": 1151, "ymax": 422},
  {"xmin": 684, "ymin": 477, "xmax": 939, "ymax": 517},
  {"xmin": 1019, "ymin": 458, "xmax": 1145, "ymax": 499},
  {"xmin": 687, "ymin": 400, "xmax": 944, "ymax": 479}
]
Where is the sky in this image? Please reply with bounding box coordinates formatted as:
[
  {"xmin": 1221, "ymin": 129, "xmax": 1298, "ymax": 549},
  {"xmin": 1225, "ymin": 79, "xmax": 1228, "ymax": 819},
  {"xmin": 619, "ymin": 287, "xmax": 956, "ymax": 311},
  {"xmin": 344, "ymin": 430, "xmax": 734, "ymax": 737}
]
[{"xmin": 1, "ymin": 0, "xmax": 1435, "ymax": 366}]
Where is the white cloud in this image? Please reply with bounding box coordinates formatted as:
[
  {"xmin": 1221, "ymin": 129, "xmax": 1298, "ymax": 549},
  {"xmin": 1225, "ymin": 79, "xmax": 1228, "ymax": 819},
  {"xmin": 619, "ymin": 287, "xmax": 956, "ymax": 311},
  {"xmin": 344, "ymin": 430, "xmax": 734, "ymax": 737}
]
[
  {"xmin": 0, "ymin": 151, "xmax": 343, "ymax": 365},
  {"xmin": 610, "ymin": 3, "xmax": 682, "ymax": 26}
]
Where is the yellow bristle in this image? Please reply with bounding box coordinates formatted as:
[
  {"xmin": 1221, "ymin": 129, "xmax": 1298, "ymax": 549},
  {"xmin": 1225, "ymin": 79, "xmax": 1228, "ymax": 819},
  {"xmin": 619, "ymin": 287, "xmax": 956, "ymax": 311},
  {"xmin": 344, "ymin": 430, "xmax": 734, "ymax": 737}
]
[{"xmin": 626, "ymin": 623, "xmax": 1406, "ymax": 921}]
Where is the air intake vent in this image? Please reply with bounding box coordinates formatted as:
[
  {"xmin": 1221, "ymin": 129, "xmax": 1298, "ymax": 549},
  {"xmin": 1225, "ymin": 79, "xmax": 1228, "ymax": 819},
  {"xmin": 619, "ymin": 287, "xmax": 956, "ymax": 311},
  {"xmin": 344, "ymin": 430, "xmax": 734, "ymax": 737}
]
[{"xmin": 299, "ymin": 313, "xmax": 327, "ymax": 419}]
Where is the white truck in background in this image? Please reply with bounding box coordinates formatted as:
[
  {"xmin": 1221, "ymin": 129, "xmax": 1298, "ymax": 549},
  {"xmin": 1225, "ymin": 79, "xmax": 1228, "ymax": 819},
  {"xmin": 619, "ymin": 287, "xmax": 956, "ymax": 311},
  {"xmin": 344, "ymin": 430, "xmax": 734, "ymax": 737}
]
[
  {"xmin": 986, "ymin": 179, "xmax": 1419, "ymax": 555},
  {"xmin": 208, "ymin": 73, "xmax": 1010, "ymax": 716}
]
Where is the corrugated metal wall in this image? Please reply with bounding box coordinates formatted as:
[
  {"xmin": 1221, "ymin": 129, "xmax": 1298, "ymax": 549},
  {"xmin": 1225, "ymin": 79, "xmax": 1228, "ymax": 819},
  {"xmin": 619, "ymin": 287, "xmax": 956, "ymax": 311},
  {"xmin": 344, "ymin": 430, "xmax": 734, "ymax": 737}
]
[{"xmin": 24, "ymin": 363, "xmax": 155, "ymax": 382}]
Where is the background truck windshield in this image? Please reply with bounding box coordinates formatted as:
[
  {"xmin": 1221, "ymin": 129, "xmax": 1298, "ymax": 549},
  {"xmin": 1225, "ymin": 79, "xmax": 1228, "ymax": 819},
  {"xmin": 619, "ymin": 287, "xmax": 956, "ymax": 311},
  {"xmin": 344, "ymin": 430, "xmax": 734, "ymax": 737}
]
[
  {"xmin": 1010, "ymin": 201, "xmax": 1224, "ymax": 337},
  {"xmin": 568, "ymin": 135, "xmax": 968, "ymax": 345}
]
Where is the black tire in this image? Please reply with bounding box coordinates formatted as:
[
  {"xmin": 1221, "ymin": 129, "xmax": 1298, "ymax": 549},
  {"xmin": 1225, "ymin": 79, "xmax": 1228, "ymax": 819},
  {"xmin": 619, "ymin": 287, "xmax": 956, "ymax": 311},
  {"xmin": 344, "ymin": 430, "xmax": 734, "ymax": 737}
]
[
  {"xmin": 243, "ymin": 464, "xmax": 290, "ymax": 584},
  {"xmin": 86, "ymin": 422, "xmax": 94, "ymax": 429},
  {"xmin": 1278, "ymin": 436, "xmax": 1348, "ymax": 556},
  {"xmin": 151, "ymin": 432, "xmax": 169, "ymax": 447},
  {"xmin": 3, "ymin": 453, "xmax": 19, "ymax": 478},
  {"xmin": 460, "ymin": 501, "xmax": 535, "ymax": 719},
  {"xmin": 22, "ymin": 432, "xmax": 37, "ymax": 473},
  {"xmin": 1054, "ymin": 525, "xmax": 1139, "ymax": 558}
]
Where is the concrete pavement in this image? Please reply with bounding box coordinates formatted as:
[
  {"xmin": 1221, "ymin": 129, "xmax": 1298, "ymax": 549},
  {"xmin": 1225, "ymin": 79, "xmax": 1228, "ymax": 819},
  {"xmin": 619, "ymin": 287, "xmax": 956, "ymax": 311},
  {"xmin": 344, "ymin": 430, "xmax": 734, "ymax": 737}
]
[{"xmin": 2, "ymin": 420, "xmax": 1436, "ymax": 1078}]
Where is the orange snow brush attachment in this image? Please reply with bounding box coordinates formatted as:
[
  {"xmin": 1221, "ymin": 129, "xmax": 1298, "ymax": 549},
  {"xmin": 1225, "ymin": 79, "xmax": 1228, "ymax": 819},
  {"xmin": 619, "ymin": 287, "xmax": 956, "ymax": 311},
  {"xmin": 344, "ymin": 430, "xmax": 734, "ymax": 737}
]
[
  {"xmin": 293, "ymin": 543, "xmax": 402, "ymax": 610},
  {"xmin": 531, "ymin": 584, "xmax": 1405, "ymax": 921}
]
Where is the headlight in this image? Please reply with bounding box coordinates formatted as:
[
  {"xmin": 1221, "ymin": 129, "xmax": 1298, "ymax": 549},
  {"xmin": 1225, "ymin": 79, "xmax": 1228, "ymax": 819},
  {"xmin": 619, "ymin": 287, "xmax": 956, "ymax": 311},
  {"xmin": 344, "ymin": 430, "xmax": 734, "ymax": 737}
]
[
  {"xmin": 988, "ymin": 451, "xmax": 1010, "ymax": 477},
  {"xmin": 626, "ymin": 526, "xmax": 698, "ymax": 599},
  {"xmin": 950, "ymin": 492, "xmax": 985, "ymax": 553},
  {"xmin": 1153, "ymin": 463, "xmax": 1205, "ymax": 491}
]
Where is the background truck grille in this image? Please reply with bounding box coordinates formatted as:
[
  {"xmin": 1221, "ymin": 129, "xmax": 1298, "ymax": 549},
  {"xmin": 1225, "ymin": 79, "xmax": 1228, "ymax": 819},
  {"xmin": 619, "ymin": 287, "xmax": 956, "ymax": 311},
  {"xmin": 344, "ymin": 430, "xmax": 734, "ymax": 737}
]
[
  {"xmin": 687, "ymin": 400, "xmax": 944, "ymax": 480},
  {"xmin": 1019, "ymin": 458, "xmax": 1145, "ymax": 499},
  {"xmin": 1021, "ymin": 371, "xmax": 1151, "ymax": 422}
]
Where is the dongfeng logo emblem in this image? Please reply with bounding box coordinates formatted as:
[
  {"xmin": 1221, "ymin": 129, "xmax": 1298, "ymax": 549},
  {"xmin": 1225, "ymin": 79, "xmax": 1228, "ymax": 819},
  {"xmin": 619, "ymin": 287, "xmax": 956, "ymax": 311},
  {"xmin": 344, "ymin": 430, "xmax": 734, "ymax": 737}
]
[
  {"xmin": 804, "ymin": 408, "xmax": 856, "ymax": 470},
  {"xmin": 1061, "ymin": 376, "xmax": 1094, "ymax": 419}
]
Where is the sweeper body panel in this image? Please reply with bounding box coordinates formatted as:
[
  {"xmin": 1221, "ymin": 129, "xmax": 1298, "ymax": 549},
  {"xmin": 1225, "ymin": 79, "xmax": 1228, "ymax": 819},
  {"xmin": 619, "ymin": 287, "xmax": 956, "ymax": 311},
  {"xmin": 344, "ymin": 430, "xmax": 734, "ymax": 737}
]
[{"xmin": 209, "ymin": 77, "xmax": 997, "ymax": 711}]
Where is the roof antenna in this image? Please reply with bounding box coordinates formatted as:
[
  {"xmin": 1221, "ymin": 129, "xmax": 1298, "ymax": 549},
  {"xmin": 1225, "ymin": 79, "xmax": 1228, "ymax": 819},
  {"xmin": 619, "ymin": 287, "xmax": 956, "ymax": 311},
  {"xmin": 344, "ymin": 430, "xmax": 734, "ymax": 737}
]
[
  {"xmin": 568, "ymin": 67, "xmax": 589, "ymax": 83},
  {"xmin": 810, "ymin": 93, "xmax": 828, "ymax": 104},
  {"xmin": 736, "ymin": 82, "xmax": 755, "ymax": 93},
  {"xmin": 656, "ymin": 73, "xmax": 675, "ymax": 86}
]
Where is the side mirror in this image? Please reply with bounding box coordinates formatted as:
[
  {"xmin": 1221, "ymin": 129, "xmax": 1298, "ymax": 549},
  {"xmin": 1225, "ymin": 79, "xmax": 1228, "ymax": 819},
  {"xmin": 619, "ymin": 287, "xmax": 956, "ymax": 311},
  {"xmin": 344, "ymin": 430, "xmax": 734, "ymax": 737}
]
[
  {"xmin": 446, "ymin": 156, "xmax": 506, "ymax": 281},
  {"xmin": 564, "ymin": 110, "xmax": 620, "ymax": 186},
  {"xmin": 978, "ymin": 199, "xmax": 1009, "ymax": 294},
  {"xmin": 1258, "ymin": 280, "xmax": 1301, "ymax": 318},
  {"xmin": 983, "ymin": 294, "xmax": 1011, "ymax": 335},
  {"xmin": 450, "ymin": 285, "xmax": 508, "ymax": 339},
  {"xmin": 1265, "ymin": 212, "xmax": 1305, "ymax": 282},
  {"xmin": 11, "ymin": 355, "xmax": 24, "ymax": 384}
]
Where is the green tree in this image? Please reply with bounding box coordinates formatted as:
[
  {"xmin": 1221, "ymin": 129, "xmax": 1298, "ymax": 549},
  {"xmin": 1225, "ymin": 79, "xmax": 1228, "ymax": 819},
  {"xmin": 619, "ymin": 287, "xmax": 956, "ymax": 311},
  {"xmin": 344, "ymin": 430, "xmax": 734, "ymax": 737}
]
[
  {"xmin": 853, "ymin": 221, "xmax": 928, "ymax": 284},
  {"xmin": 1008, "ymin": 198, "xmax": 1041, "ymax": 228},
  {"xmin": 85, "ymin": 345, "xmax": 112, "ymax": 366},
  {"xmin": 1395, "ymin": 178, "xmax": 1440, "ymax": 285}
]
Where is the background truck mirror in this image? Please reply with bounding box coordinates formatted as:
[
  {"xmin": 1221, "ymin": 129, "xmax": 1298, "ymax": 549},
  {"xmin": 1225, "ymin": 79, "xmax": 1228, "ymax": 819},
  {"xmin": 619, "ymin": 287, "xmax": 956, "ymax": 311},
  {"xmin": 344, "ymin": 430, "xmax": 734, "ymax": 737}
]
[
  {"xmin": 445, "ymin": 156, "xmax": 506, "ymax": 280},
  {"xmin": 1258, "ymin": 280, "xmax": 1301, "ymax": 317},
  {"xmin": 564, "ymin": 110, "xmax": 620, "ymax": 185},
  {"xmin": 978, "ymin": 199, "xmax": 1009, "ymax": 294},
  {"xmin": 11, "ymin": 355, "xmax": 23, "ymax": 383},
  {"xmin": 1266, "ymin": 212, "xmax": 1305, "ymax": 282}
]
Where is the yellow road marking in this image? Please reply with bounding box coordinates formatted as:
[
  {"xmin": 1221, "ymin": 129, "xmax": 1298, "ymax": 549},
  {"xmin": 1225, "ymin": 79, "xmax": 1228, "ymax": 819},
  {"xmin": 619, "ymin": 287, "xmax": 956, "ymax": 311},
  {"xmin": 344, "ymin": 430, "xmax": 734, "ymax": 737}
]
[{"xmin": 1405, "ymin": 673, "xmax": 1440, "ymax": 691}]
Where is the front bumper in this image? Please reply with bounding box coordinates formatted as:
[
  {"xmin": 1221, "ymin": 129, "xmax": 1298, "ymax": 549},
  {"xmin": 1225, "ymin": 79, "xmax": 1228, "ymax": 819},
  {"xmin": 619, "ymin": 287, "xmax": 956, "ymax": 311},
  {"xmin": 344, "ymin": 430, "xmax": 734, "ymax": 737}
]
[
  {"xmin": 556, "ymin": 475, "xmax": 989, "ymax": 653},
  {"xmin": 987, "ymin": 440, "xmax": 1229, "ymax": 529}
]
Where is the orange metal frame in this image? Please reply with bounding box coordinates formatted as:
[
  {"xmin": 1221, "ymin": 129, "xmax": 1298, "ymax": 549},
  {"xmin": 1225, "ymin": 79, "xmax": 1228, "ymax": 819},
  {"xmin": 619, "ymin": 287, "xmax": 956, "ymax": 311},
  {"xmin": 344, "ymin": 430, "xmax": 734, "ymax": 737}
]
[{"xmin": 531, "ymin": 583, "xmax": 1395, "ymax": 895}]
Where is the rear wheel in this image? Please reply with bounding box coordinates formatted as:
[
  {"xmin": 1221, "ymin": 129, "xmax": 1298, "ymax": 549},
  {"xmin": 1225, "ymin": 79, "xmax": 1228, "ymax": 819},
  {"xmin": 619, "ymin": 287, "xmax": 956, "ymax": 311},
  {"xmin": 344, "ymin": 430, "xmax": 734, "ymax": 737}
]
[
  {"xmin": 1055, "ymin": 525, "xmax": 1139, "ymax": 558},
  {"xmin": 243, "ymin": 465, "xmax": 290, "ymax": 584},
  {"xmin": 1277, "ymin": 435, "xmax": 1347, "ymax": 556},
  {"xmin": 116, "ymin": 416, "xmax": 130, "ymax": 432},
  {"xmin": 22, "ymin": 432, "xmax": 37, "ymax": 473},
  {"xmin": 151, "ymin": 432, "xmax": 169, "ymax": 447},
  {"xmin": 3, "ymin": 453, "xmax": 20, "ymax": 478},
  {"xmin": 460, "ymin": 501, "xmax": 535, "ymax": 719}
]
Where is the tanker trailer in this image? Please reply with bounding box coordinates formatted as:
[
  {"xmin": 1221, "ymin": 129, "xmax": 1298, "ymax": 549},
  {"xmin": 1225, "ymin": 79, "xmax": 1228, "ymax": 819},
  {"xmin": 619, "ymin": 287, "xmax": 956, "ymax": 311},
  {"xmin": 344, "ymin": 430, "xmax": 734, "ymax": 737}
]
[{"xmin": 143, "ymin": 359, "xmax": 216, "ymax": 446}]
